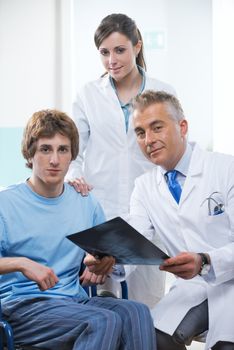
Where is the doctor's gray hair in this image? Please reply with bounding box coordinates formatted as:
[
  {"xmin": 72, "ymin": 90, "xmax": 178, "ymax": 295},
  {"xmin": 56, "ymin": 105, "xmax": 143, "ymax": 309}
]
[{"xmin": 132, "ymin": 90, "xmax": 185, "ymax": 122}]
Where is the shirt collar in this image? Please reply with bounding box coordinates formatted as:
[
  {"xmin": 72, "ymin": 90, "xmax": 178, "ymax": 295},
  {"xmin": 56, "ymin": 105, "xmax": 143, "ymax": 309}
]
[
  {"xmin": 174, "ymin": 142, "xmax": 192, "ymax": 176},
  {"xmin": 109, "ymin": 65, "xmax": 146, "ymax": 106},
  {"xmin": 160, "ymin": 142, "xmax": 193, "ymax": 177}
]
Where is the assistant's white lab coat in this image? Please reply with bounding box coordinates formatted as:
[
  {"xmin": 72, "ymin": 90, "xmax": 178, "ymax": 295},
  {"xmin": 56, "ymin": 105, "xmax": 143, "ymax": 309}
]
[
  {"xmin": 67, "ymin": 73, "xmax": 175, "ymax": 307},
  {"xmin": 129, "ymin": 142, "xmax": 234, "ymax": 349}
]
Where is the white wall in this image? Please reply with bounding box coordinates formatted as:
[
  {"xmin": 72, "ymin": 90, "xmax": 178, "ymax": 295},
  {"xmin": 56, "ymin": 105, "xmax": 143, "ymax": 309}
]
[
  {"xmin": 0, "ymin": 0, "xmax": 73, "ymax": 127},
  {"xmin": 0, "ymin": 0, "xmax": 213, "ymax": 140},
  {"xmin": 0, "ymin": 0, "xmax": 73, "ymax": 186},
  {"xmin": 0, "ymin": 0, "xmax": 54, "ymax": 126},
  {"xmin": 72, "ymin": 0, "xmax": 212, "ymax": 149},
  {"xmin": 213, "ymin": 0, "xmax": 234, "ymax": 154},
  {"xmin": 1, "ymin": 0, "xmax": 233, "ymax": 186}
]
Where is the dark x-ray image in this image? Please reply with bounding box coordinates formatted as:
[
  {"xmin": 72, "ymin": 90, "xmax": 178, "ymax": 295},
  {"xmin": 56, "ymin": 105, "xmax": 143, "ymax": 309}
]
[{"xmin": 67, "ymin": 217, "xmax": 169, "ymax": 265}]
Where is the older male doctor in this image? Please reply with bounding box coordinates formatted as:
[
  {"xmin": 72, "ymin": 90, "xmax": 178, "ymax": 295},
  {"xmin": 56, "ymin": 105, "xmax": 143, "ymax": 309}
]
[{"xmin": 130, "ymin": 90, "xmax": 234, "ymax": 350}]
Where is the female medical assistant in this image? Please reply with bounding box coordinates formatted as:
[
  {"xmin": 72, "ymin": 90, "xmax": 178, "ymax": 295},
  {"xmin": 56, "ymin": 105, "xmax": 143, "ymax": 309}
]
[
  {"xmin": 67, "ymin": 13, "xmax": 176, "ymax": 308},
  {"xmin": 67, "ymin": 71, "xmax": 175, "ymax": 307},
  {"xmin": 68, "ymin": 70, "xmax": 175, "ymax": 219}
]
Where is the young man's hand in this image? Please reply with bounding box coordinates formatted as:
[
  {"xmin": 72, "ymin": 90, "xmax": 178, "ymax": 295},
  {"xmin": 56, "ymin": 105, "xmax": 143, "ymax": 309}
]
[
  {"xmin": 84, "ymin": 254, "xmax": 115, "ymax": 275},
  {"xmin": 20, "ymin": 257, "xmax": 59, "ymax": 291},
  {"xmin": 80, "ymin": 267, "xmax": 107, "ymax": 286}
]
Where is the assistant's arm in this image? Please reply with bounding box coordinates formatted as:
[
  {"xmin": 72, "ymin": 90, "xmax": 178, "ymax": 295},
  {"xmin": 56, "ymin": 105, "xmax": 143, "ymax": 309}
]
[
  {"xmin": 66, "ymin": 93, "xmax": 90, "ymax": 181},
  {"xmin": 66, "ymin": 93, "xmax": 93, "ymax": 195}
]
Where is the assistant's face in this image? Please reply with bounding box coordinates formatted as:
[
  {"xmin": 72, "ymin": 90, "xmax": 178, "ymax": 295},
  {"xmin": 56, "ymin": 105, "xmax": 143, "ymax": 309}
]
[
  {"xmin": 133, "ymin": 103, "xmax": 188, "ymax": 171},
  {"xmin": 98, "ymin": 32, "xmax": 141, "ymax": 82}
]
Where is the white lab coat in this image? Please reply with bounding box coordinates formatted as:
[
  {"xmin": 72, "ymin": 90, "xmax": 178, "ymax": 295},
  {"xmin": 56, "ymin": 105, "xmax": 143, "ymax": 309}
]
[
  {"xmin": 129, "ymin": 142, "xmax": 234, "ymax": 349},
  {"xmin": 67, "ymin": 73, "xmax": 176, "ymax": 307}
]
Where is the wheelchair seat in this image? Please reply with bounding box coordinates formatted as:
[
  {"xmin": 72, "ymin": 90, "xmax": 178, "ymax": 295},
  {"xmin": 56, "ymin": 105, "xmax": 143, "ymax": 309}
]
[{"xmin": 0, "ymin": 298, "xmax": 14, "ymax": 350}]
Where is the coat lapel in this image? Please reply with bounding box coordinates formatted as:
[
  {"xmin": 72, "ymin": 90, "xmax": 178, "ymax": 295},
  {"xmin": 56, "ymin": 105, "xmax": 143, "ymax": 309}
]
[
  {"xmin": 180, "ymin": 144, "xmax": 205, "ymax": 204},
  {"xmin": 156, "ymin": 168, "xmax": 178, "ymax": 208}
]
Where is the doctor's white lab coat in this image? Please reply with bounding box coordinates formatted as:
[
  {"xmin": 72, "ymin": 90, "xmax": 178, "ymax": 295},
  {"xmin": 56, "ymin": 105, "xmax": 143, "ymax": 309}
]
[
  {"xmin": 67, "ymin": 73, "xmax": 176, "ymax": 308},
  {"xmin": 129, "ymin": 142, "xmax": 234, "ymax": 350}
]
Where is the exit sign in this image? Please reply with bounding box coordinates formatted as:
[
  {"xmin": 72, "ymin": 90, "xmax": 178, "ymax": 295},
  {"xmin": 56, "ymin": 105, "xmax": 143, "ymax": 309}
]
[{"xmin": 143, "ymin": 31, "xmax": 165, "ymax": 50}]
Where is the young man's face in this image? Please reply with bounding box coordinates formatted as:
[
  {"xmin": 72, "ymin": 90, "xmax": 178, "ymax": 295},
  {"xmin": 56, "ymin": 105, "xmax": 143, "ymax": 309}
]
[
  {"xmin": 133, "ymin": 102, "xmax": 188, "ymax": 171},
  {"xmin": 29, "ymin": 133, "xmax": 72, "ymax": 195}
]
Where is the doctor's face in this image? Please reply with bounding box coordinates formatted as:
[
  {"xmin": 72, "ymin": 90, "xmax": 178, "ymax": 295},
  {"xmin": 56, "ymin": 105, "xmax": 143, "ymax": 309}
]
[
  {"xmin": 133, "ymin": 102, "xmax": 188, "ymax": 171},
  {"xmin": 98, "ymin": 32, "xmax": 141, "ymax": 82}
]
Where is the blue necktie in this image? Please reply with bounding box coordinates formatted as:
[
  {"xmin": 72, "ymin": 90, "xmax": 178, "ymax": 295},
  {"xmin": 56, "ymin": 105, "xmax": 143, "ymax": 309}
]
[{"xmin": 166, "ymin": 170, "xmax": 182, "ymax": 204}]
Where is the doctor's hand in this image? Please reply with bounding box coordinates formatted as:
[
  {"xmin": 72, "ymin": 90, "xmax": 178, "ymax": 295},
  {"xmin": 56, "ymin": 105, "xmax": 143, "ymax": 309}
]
[
  {"xmin": 68, "ymin": 177, "xmax": 93, "ymax": 196},
  {"xmin": 159, "ymin": 252, "xmax": 202, "ymax": 279},
  {"xmin": 80, "ymin": 266, "xmax": 107, "ymax": 286},
  {"xmin": 84, "ymin": 254, "xmax": 115, "ymax": 275}
]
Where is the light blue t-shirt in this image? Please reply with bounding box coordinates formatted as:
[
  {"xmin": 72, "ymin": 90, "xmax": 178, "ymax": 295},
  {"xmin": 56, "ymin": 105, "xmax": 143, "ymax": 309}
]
[{"xmin": 0, "ymin": 182, "xmax": 105, "ymax": 303}]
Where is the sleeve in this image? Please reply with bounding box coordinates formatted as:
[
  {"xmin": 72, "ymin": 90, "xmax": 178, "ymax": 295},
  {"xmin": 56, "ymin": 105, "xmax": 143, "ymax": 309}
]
[
  {"xmin": 128, "ymin": 179, "xmax": 156, "ymax": 242},
  {"xmin": 206, "ymin": 243, "xmax": 234, "ymax": 286},
  {"xmin": 66, "ymin": 92, "xmax": 90, "ymax": 180},
  {"xmin": 111, "ymin": 265, "xmax": 126, "ymax": 281},
  {"xmin": 205, "ymin": 162, "xmax": 234, "ymax": 285}
]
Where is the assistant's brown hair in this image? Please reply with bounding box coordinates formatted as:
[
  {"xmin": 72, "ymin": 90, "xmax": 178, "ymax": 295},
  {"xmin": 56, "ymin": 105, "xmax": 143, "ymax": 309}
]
[{"xmin": 21, "ymin": 109, "xmax": 79, "ymax": 169}]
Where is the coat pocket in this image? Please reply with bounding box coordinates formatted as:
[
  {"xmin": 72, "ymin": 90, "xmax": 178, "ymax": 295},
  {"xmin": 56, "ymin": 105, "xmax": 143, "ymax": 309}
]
[{"xmin": 204, "ymin": 212, "xmax": 231, "ymax": 247}]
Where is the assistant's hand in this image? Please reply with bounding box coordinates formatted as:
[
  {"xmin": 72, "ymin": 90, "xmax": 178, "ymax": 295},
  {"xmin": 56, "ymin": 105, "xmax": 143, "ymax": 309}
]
[
  {"xmin": 80, "ymin": 267, "xmax": 107, "ymax": 286},
  {"xmin": 20, "ymin": 258, "xmax": 59, "ymax": 291},
  {"xmin": 159, "ymin": 252, "xmax": 202, "ymax": 279},
  {"xmin": 84, "ymin": 254, "xmax": 115, "ymax": 275},
  {"xmin": 68, "ymin": 177, "xmax": 93, "ymax": 196}
]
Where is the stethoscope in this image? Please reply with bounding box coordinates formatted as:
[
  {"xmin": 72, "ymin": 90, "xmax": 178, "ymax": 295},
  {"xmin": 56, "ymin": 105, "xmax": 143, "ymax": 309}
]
[{"xmin": 201, "ymin": 191, "xmax": 224, "ymax": 216}]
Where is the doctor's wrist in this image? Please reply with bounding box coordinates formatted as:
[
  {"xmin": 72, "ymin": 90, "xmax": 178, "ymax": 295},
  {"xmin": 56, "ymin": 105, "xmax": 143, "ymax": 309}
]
[{"xmin": 198, "ymin": 253, "xmax": 211, "ymax": 276}]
